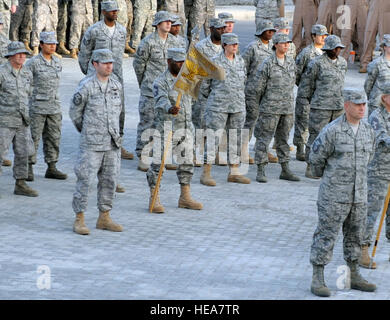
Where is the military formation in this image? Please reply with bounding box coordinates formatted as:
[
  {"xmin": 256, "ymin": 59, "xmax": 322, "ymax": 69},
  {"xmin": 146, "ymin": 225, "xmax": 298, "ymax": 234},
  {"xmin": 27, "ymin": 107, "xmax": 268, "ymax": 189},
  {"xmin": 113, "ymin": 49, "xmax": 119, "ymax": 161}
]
[{"xmin": 0, "ymin": 0, "xmax": 390, "ymax": 298}]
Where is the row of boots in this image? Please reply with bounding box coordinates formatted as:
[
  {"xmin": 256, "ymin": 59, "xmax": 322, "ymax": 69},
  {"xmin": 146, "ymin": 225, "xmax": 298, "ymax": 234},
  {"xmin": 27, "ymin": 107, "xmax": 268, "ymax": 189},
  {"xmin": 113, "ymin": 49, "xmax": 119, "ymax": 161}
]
[
  {"xmin": 311, "ymin": 262, "xmax": 377, "ymax": 297},
  {"xmin": 73, "ymin": 211, "xmax": 123, "ymax": 235}
]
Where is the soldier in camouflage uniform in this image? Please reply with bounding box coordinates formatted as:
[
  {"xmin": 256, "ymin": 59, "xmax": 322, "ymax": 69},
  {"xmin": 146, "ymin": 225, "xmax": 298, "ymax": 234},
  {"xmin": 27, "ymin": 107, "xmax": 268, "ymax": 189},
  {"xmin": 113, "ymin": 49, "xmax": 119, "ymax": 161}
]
[
  {"xmin": 309, "ymin": 88, "xmax": 376, "ymax": 297},
  {"xmin": 360, "ymin": 88, "xmax": 390, "ymax": 269},
  {"xmin": 31, "ymin": 0, "xmax": 58, "ymax": 56},
  {"xmin": 169, "ymin": 16, "xmax": 187, "ymax": 50},
  {"xmin": 147, "ymin": 48, "xmax": 203, "ymax": 213},
  {"xmin": 56, "ymin": 0, "xmax": 71, "ymax": 56},
  {"xmin": 242, "ymin": 20, "xmax": 276, "ymax": 165},
  {"xmin": 79, "ymin": 1, "xmax": 133, "ymax": 187},
  {"xmin": 218, "ymin": 12, "xmax": 235, "ymax": 34},
  {"xmin": 25, "ymin": 32, "xmax": 67, "ymax": 182},
  {"xmin": 129, "ymin": 0, "xmax": 156, "ymax": 51},
  {"xmin": 200, "ymin": 33, "xmax": 251, "ymax": 186},
  {"xmin": 293, "ymin": 24, "xmax": 328, "ymax": 161},
  {"xmin": 133, "ymin": 11, "xmax": 178, "ymax": 171},
  {"xmin": 70, "ymin": 48, "xmax": 124, "ymax": 235},
  {"xmin": 192, "ymin": 18, "xmax": 225, "ymax": 167},
  {"xmin": 0, "ymin": 41, "xmax": 38, "ymax": 197},
  {"xmin": 9, "ymin": 0, "xmax": 33, "ymax": 53},
  {"xmin": 0, "ymin": 0, "xmax": 18, "ymax": 38},
  {"xmin": 246, "ymin": 33, "xmax": 300, "ymax": 183},
  {"xmin": 364, "ymin": 35, "xmax": 390, "ymax": 117},
  {"xmin": 274, "ymin": 17, "xmax": 296, "ymax": 60},
  {"xmin": 254, "ymin": 0, "xmax": 284, "ymax": 26},
  {"xmin": 68, "ymin": 0, "xmax": 93, "ymax": 59},
  {"xmin": 299, "ymin": 35, "xmax": 347, "ymax": 179}
]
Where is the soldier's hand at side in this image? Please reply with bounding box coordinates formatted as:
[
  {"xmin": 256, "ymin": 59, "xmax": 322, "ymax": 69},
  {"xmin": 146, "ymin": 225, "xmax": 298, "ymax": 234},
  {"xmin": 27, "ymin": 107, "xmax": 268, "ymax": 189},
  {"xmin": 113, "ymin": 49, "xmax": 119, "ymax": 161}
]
[
  {"xmin": 168, "ymin": 106, "xmax": 180, "ymax": 115},
  {"xmin": 11, "ymin": 5, "xmax": 17, "ymax": 14}
]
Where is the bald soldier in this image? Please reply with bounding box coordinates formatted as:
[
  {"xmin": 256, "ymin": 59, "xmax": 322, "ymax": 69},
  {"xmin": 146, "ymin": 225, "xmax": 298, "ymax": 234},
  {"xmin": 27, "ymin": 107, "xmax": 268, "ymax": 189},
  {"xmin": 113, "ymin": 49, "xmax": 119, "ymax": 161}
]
[
  {"xmin": 309, "ymin": 88, "xmax": 376, "ymax": 297},
  {"xmin": 292, "ymin": 0, "xmax": 319, "ymax": 53},
  {"xmin": 359, "ymin": 0, "xmax": 390, "ymax": 73}
]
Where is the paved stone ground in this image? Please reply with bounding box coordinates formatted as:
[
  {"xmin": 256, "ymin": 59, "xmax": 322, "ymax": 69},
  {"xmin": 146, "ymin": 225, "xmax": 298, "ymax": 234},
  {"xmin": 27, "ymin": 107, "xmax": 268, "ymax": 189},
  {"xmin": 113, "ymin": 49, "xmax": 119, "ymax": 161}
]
[{"xmin": 1, "ymin": 7, "xmax": 389, "ymax": 300}]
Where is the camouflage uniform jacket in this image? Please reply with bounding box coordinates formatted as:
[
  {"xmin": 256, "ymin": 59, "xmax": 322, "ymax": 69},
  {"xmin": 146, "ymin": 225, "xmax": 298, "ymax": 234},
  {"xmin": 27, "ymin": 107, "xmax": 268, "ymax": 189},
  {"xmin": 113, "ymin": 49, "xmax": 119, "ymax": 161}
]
[
  {"xmin": 242, "ymin": 38, "xmax": 273, "ymax": 87},
  {"xmin": 203, "ymin": 51, "xmax": 246, "ymax": 113},
  {"xmin": 25, "ymin": 53, "xmax": 62, "ymax": 114},
  {"xmin": 193, "ymin": 0, "xmax": 214, "ymax": 15},
  {"xmin": 0, "ymin": 34, "xmax": 10, "ymax": 65},
  {"xmin": 0, "ymin": 61, "xmax": 32, "ymax": 128},
  {"xmin": 309, "ymin": 114, "xmax": 375, "ymax": 203},
  {"xmin": 195, "ymin": 35, "xmax": 221, "ymax": 59},
  {"xmin": 246, "ymin": 52, "xmax": 296, "ymax": 115},
  {"xmin": 0, "ymin": 0, "xmax": 18, "ymax": 10},
  {"xmin": 133, "ymin": 0, "xmax": 157, "ymax": 12},
  {"xmin": 133, "ymin": 31, "xmax": 179, "ymax": 98},
  {"xmin": 299, "ymin": 54, "xmax": 347, "ymax": 110},
  {"xmin": 78, "ymin": 20, "xmax": 127, "ymax": 83},
  {"xmin": 364, "ymin": 56, "xmax": 390, "ymax": 108},
  {"xmin": 295, "ymin": 43, "xmax": 323, "ymax": 86},
  {"xmin": 153, "ymin": 69, "xmax": 193, "ymax": 133},
  {"xmin": 69, "ymin": 74, "xmax": 124, "ymax": 151},
  {"xmin": 368, "ymin": 106, "xmax": 390, "ymax": 178}
]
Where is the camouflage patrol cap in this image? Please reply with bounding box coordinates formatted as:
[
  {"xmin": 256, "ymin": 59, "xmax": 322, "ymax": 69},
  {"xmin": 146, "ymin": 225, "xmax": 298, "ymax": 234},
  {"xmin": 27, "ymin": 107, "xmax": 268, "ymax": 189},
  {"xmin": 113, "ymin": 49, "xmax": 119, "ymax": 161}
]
[
  {"xmin": 343, "ymin": 88, "xmax": 367, "ymax": 104},
  {"xmin": 101, "ymin": 1, "xmax": 119, "ymax": 11},
  {"xmin": 322, "ymin": 35, "xmax": 345, "ymax": 50},
  {"xmin": 221, "ymin": 33, "xmax": 239, "ymax": 45},
  {"xmin": 274, "ymin": 17, "xmax": 291, "ymax": 30},
  {"xmin": 311, "ymin": 24, "xmax": 328, "ymax": 36},
  {"xmin": 218, "ymin": 12, "xmax": 235, "ymax": 23},
  {"xmin": 209, "ymin": 18, "xmax": 227, "ymax": 29},
  {"xmin": 91, "ymin": 48, "xmax": 115, "ymax": 63},
  {"xmin": 171, "ymin": 15, "xmax": 182, "ymax": 26},
  {"xmin": 39, "ymin": 31, "xmax": 58, "ymax": 44},
  {"xmin": 380, "ymin": 34, "xmax": 390, "ymax": 48},
  {"xmin": 167, "ymin": 48, "xmax": 186, "ymax": 61},
  {"xmin": 152, "ymin": 11, "xmax": 175, "ymax": 27},
  {"xmin": 5, "ymin": 41, "xmax": 30, "ymax": 57},
  {"xmin": 272, "ymin": 32, "xmax": 292, "ymax": 44},
  {"xmin": 255, "ymin": 19, "xmax": 276, "ymax": 36}
]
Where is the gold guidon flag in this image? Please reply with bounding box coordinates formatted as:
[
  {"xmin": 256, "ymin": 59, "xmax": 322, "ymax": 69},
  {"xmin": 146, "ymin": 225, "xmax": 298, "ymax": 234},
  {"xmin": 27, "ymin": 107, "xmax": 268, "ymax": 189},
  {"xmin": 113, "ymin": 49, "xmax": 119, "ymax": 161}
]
[{"xmin": 173, "ymin": 43, "xmax": 225, "ymax": 99}]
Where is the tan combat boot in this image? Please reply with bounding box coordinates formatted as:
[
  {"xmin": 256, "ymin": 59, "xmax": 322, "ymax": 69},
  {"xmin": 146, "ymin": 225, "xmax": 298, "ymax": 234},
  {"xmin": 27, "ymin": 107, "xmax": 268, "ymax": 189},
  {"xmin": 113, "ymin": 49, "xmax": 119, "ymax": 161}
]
[
  {"xmin": 305, "ymin": 164, "xmax": 320, "ymax": 179},
  {"xmin": 115, "ymin": 184, "xmax": 125, "ymax": 193},
  {"xmin": 96, "ymin": 211, "xmax": 123, "ymax": 232},
  {"xmin": 268, "ymin": 152, "xmax": 278, "ymax": 163},
  {"xmin": 348, "ymin": 261, "xmax": 377, "ymax": 292},
  {"xmin": 57, "ymin": 41, "xmax": 70, "ymax": 55},
  {"xmin": 227, "ymin": 164, "xmax": 251, "ymax": 184},
  {"xmin": 178, "ymin": 184, "xmax": 203, "ymax": 210},
  {"xmin": 149, "ymin": 187, "xmax": 165, "ymax": 213},
  {"xmin": 200, "ymin": 164, "xmax": 216, "ymax": 186},
  {"xmin": 70, "ymin": 48, "xmax": 78, "ymax": 59},
  {"xmin": 359, "ymin": 66, "xmax": 367, "ymax": 73},
  {"xmin": 2, "ymin": 158, "xmax": 11, "ymax": 166},
  {"xmin": 359, "ymin": 244, "xmax": 377, "ymax": 269},
  {"xmin": 32, "ymin": 46, "xmax": 39, "ymax": 56},
  {"xmin": 73, "ymin": 212, "xmax": 90, "ymax": 235},
  {"xmin": 311, "ymin": 265, "xmax": 331, "ymax": 297},
  {"xmin": 45, "ymin": 162, "xmax": 67, "ymax": 180},
  {"xmin": 125, "ymin": 44, "xmax": 136, "ymax": 55},
  {"xmin": 14, "ymin": 179, "xmax": 38, "ymax": 197},
  {"xmin": 121, "ymin": 147, "xmax": 134, "ymax": 160},
  {"xmin": 165, "ymin": 163, "xmax": 177, "ymax": 170},
  {"xmin": 23, "ymin": 41, "xmax": 33, "ymax": 54}
]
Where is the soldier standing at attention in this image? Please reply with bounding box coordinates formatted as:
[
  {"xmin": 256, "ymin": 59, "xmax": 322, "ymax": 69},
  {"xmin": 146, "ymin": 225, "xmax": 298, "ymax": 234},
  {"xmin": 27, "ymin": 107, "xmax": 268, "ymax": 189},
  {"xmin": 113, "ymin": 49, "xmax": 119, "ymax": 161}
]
[
  {"xmin": 147, "ymin": 48, "xmax": 203, "ymax": 213},
  {"xmin": 79, "ymin": 0, "xmax": 134, "ymax": 167},
  {"xmin": 0, "ymin": 41, "xmax": 38, "ymax": 197},
  {"xmin": 133, "ymin": 11, "xmax": 178, "ymax": 172},
  {"xmin": 309, "ymin": 88, "xmax": 376, "ymax": 297},
  {"xmin": 299, "ymin": 35, "xmax": 347, "ymax": 179},
  {"xmin": 364, "ymin": 35, "xmax": 390, "ymax": 117},
  {"xmin": 218, "ymin": 12, "xmax": 235, "ymax": 34},
  {"xmin": 274, "ymin": 17, "xmax": 296, "ymax": 60},
  {"xmin": 25, "ymin": 32, "xmax": 67, "ymax": 182},
  {"xmin": 246, "ymin": 33, "xmax": 300, "ymax": 183},
  {"xmin": 169, "ymin": 16, "xmax": 187, "ymax": 50},
  {"xmin": 242, "ymin": 20, "xmax": 276, "ymax": 165},
  {"xmin": 200, "ymin": 33, "xmax": 250, "ymax": 186},
  {"xmin": 360, "ymin": 88, "xmax": 390, "ymax": 269},
  {"xmin": 293, "ymin": 24, "xmax": 328, "ymax": 161},
  {"xmin": 70, "ymin": 48, "xmax": 124, "ymax": 236}
]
